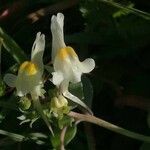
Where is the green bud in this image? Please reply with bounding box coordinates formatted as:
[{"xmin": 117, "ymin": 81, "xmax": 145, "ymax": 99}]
[{"xmin": 19, "ymin": 97, "xmax": 31, "ymax": 110}]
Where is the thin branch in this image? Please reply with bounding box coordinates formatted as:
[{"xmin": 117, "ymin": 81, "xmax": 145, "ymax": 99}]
[
  {"xmin": 68, "ymin": 111, "xmax": 150, "ymax": 143},
  {"xmin": 60, "ymin": 126, "xmax": 68, "ymax": 150},
  {"xmin": 98, "ymin": 0, "xmax": 150, "ymax": 20}
]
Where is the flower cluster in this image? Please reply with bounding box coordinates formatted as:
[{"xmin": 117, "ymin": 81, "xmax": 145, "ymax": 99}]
[{"xmin": 4, "ymin": 13, "xmax": 95, "ymax": 120}]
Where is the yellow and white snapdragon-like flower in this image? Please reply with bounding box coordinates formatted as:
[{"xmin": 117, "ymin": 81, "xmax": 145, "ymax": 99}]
[
  {"xmin": 4, "ymin": 32, "xmax": 54, "ymax": 135},
  {"xmin": 4, "ymin": 32, "xmax": 45, "ymax": 99},
  {"xmin": 50, "ymin": 13, "xmax": 95, "ymax": 114}
]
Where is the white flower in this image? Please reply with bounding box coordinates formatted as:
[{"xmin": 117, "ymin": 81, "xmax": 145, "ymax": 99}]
[
  {"xmin": 50, "ymin": 13, "xmax": 95, "ymax": 114},
  {"xmin": 4, "ymin": 32, "xmax": 45, "ymax": 99}
]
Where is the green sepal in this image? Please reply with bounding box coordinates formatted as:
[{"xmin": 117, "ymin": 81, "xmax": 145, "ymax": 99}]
[
  {"xmin": 58, "ymin": 115, "xmax": 74, "ymax": 129},
  {"xmin": 18, "ymin": 97, "xmax": 31, "ymax": 110}
]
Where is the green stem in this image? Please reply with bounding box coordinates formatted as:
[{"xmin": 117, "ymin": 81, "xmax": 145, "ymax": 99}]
[
  {"xmin": 60, "ymin": 126, "xmax": 67, "ymax": 150},
  {"xmin": 32, "ymin": 98, "xmax": 54, "ymax": 136},
  {"xmin": 98, "ymin": 0, "xmax": 150, "ymax": 20},
  {"xmin": 68, "ymin": 111, "xmax": 150, "ymax": 143}
]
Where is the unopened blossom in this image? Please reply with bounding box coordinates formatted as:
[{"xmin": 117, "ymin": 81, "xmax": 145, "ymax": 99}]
[
  {"xmin": 50, "ymin": 13, "xmax": 95, "ymax": 114},
  {"xmin": 50, "ymin": 95, "xmax": 70, "ymax": 118},
  {"xmin": 4, "ymin": 32, "xmax": 45, "ymax": 99}
]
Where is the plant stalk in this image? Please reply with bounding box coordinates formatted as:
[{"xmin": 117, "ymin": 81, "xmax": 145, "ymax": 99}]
[{"xmin": 68, "ymin": 111, "xmax": 150, "ymax": 143}]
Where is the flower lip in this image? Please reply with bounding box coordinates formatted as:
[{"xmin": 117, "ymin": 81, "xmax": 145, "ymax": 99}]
[{"xmin": 19, "ymin": 61, "xmax": 38, "ymax": 76}]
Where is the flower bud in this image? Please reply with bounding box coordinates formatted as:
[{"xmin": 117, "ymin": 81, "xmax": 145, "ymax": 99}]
[
  {"xmin": 19, "ymin": 97, "xmax": 31, "ymax": 110},
  {"xmin": 51, "ymin": 95, "xmax": 68, "ymax": 109},
  {"xmin": 50, "ymin": 95, "xmax": 70, "ymax": 118}
]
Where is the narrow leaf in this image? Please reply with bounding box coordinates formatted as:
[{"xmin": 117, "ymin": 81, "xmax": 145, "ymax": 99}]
[{"xmin": 0, "ymin": 27, "xmax": 27, "ymax": 63}]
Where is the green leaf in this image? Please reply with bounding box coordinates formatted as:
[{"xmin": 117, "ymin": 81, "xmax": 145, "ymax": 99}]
[
  {"xmin": 51, "ymin": 129, "xmax": 61, "ymax": 149},
  {"xmin": 98, "ymin": 0, "xmax": 150, "ymax": 20},
  {"xmin": 0, "ymin": 129, "xmax": 25, "ymax": 142},
  {"xmin": 64, "ymin": 125, "xmax": 77, "ymax": 145},
  {"xmin": 29, "ymin": 132, "xmax": 47, "ymax": 139},
  {"xmin": 69, "ymin": 82, "xmax": 84, "ymax": 100},
  {"xmin": 51, "ymin": 125, "xmax": 77, "ymax": 149},
  {"xmin": 58, "ymin": 115, "xmax": 74, "ymax": 129},
  {"xmin": 113, "ymin": 3, "xmax": 134, "ymax": 18},
  {"xmin": 17, "ymin": 110, "xmax": 39, "ymax": 127},
  {"xmin": 0, "ymin": 27, "xmax": 27, "ymax": 64},
  {"xmin": 0, "ymin": 129, "xmax": 47, "ymax": 145},
  {"xmin": 82, "ymin": 76, "xmax": 93, "ymax": 108}
]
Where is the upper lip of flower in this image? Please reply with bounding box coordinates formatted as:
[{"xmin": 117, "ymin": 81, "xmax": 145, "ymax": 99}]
[
  {"xmin": 50, "ymin": 13, "xmax": 95, "ymax": 114},
  {"xmin": 4, "ymin": 32, "xmax": 45, "ymax": 98}
]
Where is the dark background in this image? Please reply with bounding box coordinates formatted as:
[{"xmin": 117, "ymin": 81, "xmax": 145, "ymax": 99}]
[{"xmin": 0, "ymin": 0, "xmax": 150, "ymax": 149}]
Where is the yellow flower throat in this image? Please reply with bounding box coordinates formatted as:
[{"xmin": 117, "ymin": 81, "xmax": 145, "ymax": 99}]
[
  {"xmin": 58, "ymin": 46, "xmax": 77, "ymax": 60},
  {"xmin": 19, "ymin": 61, "xmax": 38, "ymax": 75}
]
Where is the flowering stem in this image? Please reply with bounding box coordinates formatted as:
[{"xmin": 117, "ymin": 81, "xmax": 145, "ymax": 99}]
[
  {"xmin": 60, "ymin": 126, "xmax": 67, "ymax": 150},
  {"xmin": 68, "ymin": 111, "xmax": 150, "ymax": 143},
  {"xmin": 32, "ymin": 98, "xmax": 54, "ymax": 136}
]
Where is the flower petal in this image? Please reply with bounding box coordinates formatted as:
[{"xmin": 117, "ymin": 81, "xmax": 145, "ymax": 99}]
[
  {"xmin": 60, "ymin": 80, "xmax": 92, "ymax": 114},
  {"xmin": 31, "ymin": 83, "xmax": 45, "ymax": 99},
  {"xmin": 80, "ymin": 58, "xmax": 95, "ymax": 73},
  {"xmin": 15, "ymin": 72, "xmax": 42, "ymax": 97},
  {"xmin": 63, "ymin": 90, "xmax": 93, "ymax": 115},
  {"xmin": 51, "ymin": 13, "xmax": 66, "ymax": 62},
  {"xmin": 51, "ymin": 71, "xmax": 64, "ymax": 87},
  {"xmin": 3, "ymin": 73, "xmax": 16, "ymax": 87},
  {"xmin": 71, "ymin": 66, "xmax": 82, "ymax": 83},
  {"xmin": 15, "ymin": 74, "xmax": 28, "ymax": 97},
  {"xmin": 31, "ymin": 32, "xmax": 45, "ymax": 72}
]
